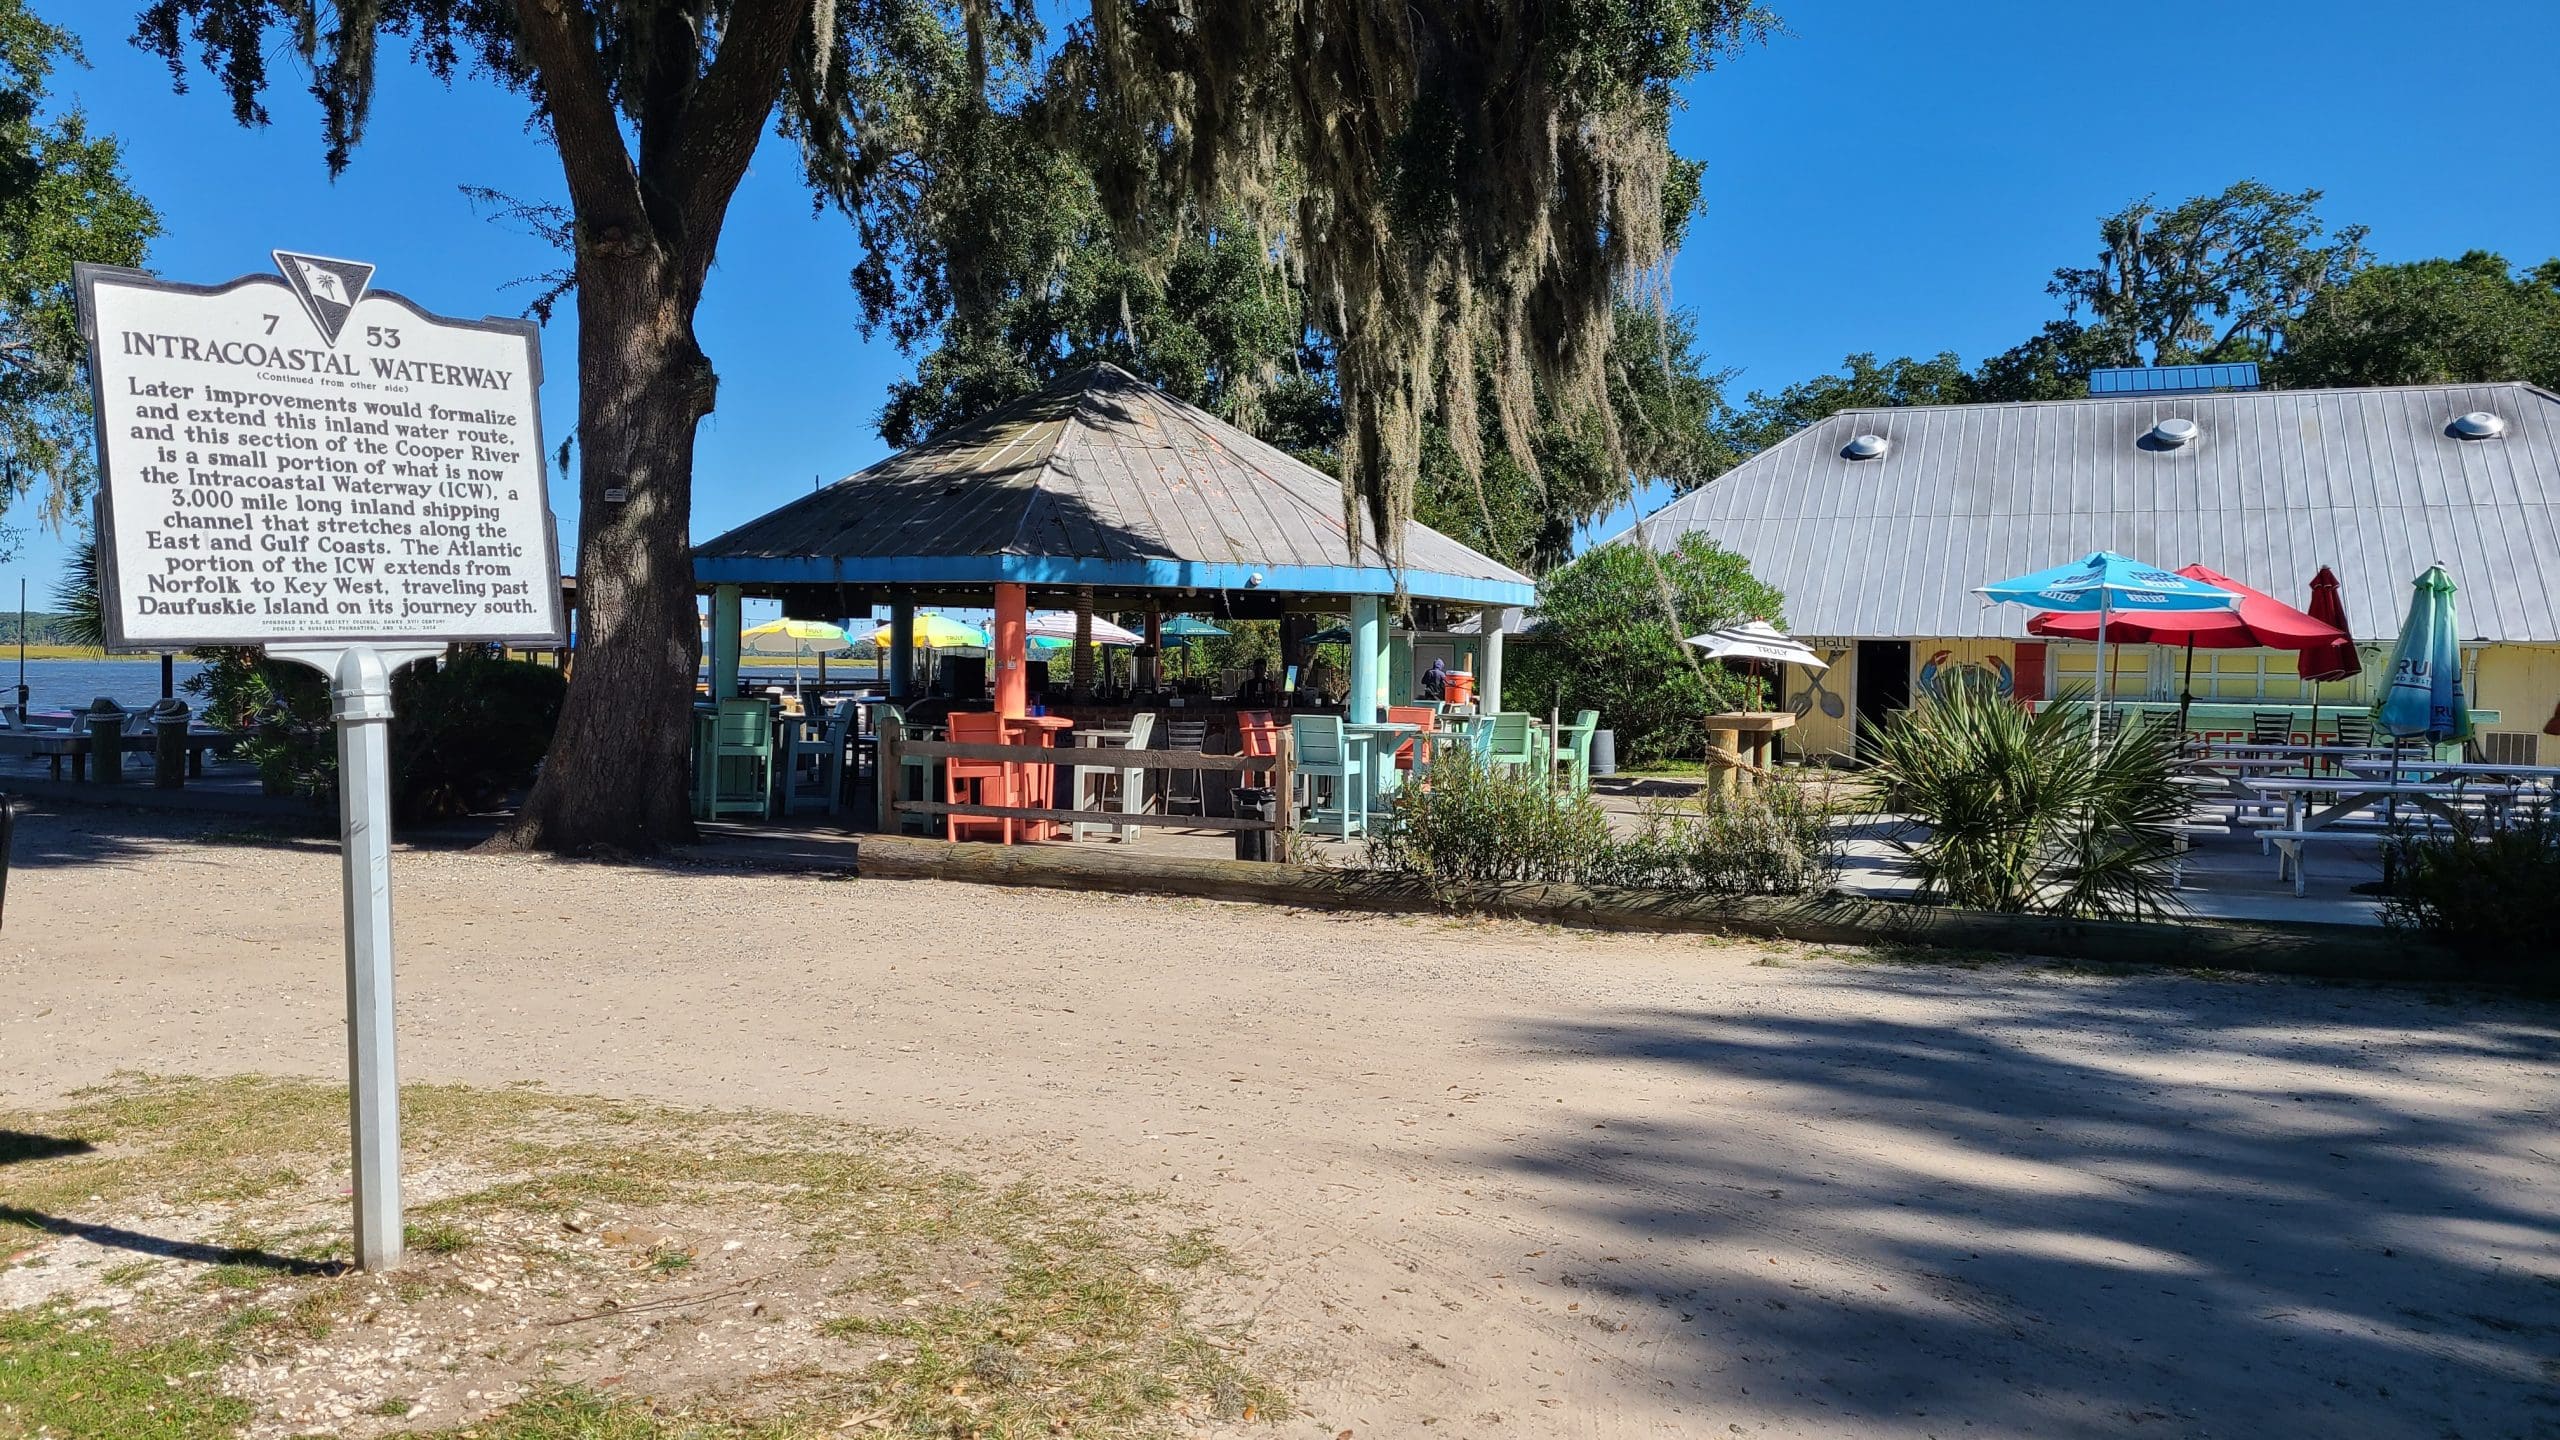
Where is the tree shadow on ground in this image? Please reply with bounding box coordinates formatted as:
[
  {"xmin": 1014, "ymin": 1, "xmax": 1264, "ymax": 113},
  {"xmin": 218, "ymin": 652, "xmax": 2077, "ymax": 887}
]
[
  {"xmin": 0, "ymin": 1205, "xmax": 338, "ymax": 1276},
  {"xmin": 1480, "ymin": 968, "xmax": 2560, "ymax": 1436},
  {"xmin": 0, "ymin": 1132, "xmax": 95, "ymax": 1166}
]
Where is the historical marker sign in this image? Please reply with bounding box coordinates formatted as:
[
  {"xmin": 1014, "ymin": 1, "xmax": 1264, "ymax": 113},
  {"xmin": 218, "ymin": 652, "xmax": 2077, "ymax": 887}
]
[
  {"xmin": 74, "ymin": 255, "xmax": 566, "ymax": 1272},
  {"xmin": 76, "ymin": 253, "xmax": 564, "ymax": 649}
]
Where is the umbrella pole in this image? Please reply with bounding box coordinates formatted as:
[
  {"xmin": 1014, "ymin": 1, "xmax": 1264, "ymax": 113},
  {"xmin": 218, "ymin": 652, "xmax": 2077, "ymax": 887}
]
[
  {"xmin": 2091, "ymin": 590, "xmax": 2112, "ymax": 753},
  {"xmin": 2177, "ymin": 635, "xmax": 2197, "ymax": 751}
]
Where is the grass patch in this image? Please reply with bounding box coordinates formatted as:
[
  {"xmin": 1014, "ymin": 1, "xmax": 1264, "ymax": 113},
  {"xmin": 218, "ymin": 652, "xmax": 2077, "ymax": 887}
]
[
  {"xmin": 0, "ymin": 1304, "xmax": 251, "ymax": 1439},
  {"xmin": 0, "ymin": 1076, "xmax": 1280, "ymax": 1437},
  {"xmin": 406, "ymin": 1218, "xmax": 474, "ymax": 1256}
]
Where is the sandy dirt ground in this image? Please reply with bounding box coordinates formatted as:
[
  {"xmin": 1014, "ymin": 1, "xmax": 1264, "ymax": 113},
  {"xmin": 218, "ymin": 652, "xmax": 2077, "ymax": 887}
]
[{"xmin": 3, "ymin": 807, "xmax": 2556, "ymax": 1439}]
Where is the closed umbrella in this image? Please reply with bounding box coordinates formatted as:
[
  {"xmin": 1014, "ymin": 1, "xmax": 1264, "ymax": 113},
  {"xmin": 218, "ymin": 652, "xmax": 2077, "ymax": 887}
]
[
  {"xmin": 2299, "ymin": 566, "xmax": 2362, "ymax": 750},
  {"xmin": 2375, "ymin": 565, "xmax": 2472, "ymax": 746},
  {"xmin": 1978, "ymin": 551, "xmax": 2239, "ymax": 749}
]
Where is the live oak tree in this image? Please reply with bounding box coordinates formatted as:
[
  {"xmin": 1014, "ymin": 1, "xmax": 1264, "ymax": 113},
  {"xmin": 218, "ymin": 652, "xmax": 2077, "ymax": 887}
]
[
  {"xmin": 136, "ymin": 0, "xmax": 1751, "ymax": 848},
  {"xmin": 0, "ymin": 0, "xmax": 156, "ymax": 555},
  {"xmin": 134, "ymin": 0, "xmax": 1042, "ymax": 849}
]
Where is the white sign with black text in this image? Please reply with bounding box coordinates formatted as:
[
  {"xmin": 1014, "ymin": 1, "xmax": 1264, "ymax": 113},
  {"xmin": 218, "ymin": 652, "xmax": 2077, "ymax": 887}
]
[{"xmin": 76, "ymin": 253, "xmax": 564, "ymax": 649}]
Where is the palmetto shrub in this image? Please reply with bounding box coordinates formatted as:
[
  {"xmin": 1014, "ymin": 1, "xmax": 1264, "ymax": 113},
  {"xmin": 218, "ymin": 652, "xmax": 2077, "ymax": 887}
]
[
  {"xmin": 2382, "ymin": 812, "xmax": 2559, "ymax": 979},
  {"xmin": 1865, "ymin": 677, "xmax": 2188, "ymax": 919}
]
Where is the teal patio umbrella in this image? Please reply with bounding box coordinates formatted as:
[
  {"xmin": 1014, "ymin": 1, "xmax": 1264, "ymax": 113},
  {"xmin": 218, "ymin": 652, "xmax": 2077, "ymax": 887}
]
[
  {"xmin": 2374, "ymin": 564, "xmax": 2473, "ymax": 747},
  {"xmin": 1976, "ymin": 551, "xmax": 2239, "ymax": 749}
]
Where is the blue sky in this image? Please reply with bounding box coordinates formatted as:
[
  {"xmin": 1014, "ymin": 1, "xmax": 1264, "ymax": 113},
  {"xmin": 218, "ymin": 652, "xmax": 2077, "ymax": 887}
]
[{"xmin": 13, "ymin": 0, "xmax": 2560, "ymax": 609}]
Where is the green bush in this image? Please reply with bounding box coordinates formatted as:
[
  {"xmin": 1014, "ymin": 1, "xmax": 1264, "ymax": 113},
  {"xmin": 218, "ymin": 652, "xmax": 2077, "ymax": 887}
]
[
  {"xmin": 1367, "ymin": 746, "xmax": 1613, "ymax": 887},
  {"xmin": 2382, "ymin": 814, "xmax": 2559, "ymax": 977},
  {"xmin": 186, "ymin": 649, "xmax": 567, "ymax": 822},
  {"xmin": 389, "ymin": 650, "xmax": 570, "ymax": 821},
  {"xmin": 1505, "ymin": 533, "xmax": 1784, "ymax": 766},
  {"xmin": 1369, "ymin": 747, "xmax": 1836, "ymax": 898},
  {"xmin": 1865, "ymin": 677, "xmax": 2188, "ymax": 919},
  {"xmin": 1588, "ymin": 783, "xmax": 1840, "ymax": 896},
  {"xmin": 185, "ymin": 647, "xmax": 334, "ymax": 800}
]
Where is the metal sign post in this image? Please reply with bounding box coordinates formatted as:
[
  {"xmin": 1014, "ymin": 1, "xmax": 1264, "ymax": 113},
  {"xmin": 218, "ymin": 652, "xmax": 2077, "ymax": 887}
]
[
  {"xmin": 272, "ymin": 642, "xmax": 444, "ymax": 1268},
  {"xmin": 75, "ymin": 253, "xmax": 563, "ymax": 1271}
]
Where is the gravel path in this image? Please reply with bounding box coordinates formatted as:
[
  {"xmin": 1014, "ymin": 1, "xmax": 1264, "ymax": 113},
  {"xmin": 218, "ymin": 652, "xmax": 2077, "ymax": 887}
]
[{"xmin": 4, "ymin": 808, "xmax": 2555, "ymax": 1438}]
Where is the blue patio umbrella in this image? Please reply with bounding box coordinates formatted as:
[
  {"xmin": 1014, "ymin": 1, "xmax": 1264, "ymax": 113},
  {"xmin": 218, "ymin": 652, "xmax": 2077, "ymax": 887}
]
[
  {"xmin": 2374, "ymin": 564, "xmax": 2472, "ymax": 746},
  {"xmin": 1975, "ymin": 551, "xmax": 2240, "ymax": 748}
]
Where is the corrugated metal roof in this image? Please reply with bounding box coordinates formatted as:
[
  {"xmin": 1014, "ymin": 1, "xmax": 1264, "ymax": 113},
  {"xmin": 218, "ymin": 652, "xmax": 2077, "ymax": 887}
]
[
  {"xmin": 694, "ymin": 364, "xmax": 1535, "ymax": 605},
  {"xmin": 1619, "ymin": 382, "xmax": 2560, "ymax": 642}
]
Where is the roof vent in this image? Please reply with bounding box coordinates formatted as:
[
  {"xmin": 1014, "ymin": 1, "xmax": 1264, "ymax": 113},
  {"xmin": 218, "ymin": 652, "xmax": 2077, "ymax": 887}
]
[
  {"xmin": 2148, "ymin": 417, "xmax": 2200, "ymax": 449},
  {"xmin": 2452, "ymin": 411, "xmax": 2506, "ymax": 440},
  {"xmin": 1842, "ymin": 433, "xmax": 1889, "ymax": 461}
]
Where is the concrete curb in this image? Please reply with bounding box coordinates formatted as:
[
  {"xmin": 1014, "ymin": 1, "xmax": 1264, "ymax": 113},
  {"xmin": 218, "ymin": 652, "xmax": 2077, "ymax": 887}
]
[{"xmin": 839, "ymin": 834, "xmax": 2457, "ymax": 983}]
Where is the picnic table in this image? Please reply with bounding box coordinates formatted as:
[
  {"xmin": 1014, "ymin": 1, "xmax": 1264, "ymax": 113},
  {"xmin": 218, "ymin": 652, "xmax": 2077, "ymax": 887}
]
[
  {"xmin": 2244, "ymin": 775, "xmax": 2529, "ymax": 896},
  {"xmin": 0, "ymin": 724, "xmax": 236, "ymax": 781}
]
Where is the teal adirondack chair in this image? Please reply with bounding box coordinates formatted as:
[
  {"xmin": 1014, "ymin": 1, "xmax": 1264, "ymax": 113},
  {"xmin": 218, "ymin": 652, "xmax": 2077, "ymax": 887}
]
[
  {"xmin": 1551, "ymin": 709, "xmax": 1600, "ymax": 793},
  {"xmin": 1483, "ymin": 712, "xmax": 1539, "ymax": 776},
  {"xmin": 879, "ymin": 703, "xmax": 936, "ymax": 834},
  {"xmin": 697, "ymin": 698, "xmax": 774, "ymax": 819},
  {"xmin": 1290, "ymin": 714, "xmax": 1368, "ymax": 838}
]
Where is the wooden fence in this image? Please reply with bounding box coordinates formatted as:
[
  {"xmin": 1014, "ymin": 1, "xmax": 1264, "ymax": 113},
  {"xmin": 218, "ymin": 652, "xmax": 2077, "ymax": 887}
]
[{"xmin": 878, "ymin": 731, "xmax": 1297, "ymax": 862}]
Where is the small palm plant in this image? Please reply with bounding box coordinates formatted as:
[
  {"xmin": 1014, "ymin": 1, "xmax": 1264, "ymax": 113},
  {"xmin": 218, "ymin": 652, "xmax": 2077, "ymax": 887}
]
[
  {"xmin": 1866, "ymin": 675, "xmax": 2188, "ymax": 918},
  {"xmin": 51, "ymin": 535, "xmax": 103, "ymax": 648}
]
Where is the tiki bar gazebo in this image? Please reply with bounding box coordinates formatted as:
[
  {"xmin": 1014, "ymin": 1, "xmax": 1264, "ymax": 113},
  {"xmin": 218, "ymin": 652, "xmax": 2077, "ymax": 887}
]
[{"xmin": 691, "ymin": 364, "xmax": 1536, "ymax": 729}]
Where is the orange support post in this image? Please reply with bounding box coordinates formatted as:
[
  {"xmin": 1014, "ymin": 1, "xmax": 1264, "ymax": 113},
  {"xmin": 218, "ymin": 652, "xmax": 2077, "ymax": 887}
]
[{"xmin": 993, "ymin": 582, "xmax": 1029, "ymax": 718}]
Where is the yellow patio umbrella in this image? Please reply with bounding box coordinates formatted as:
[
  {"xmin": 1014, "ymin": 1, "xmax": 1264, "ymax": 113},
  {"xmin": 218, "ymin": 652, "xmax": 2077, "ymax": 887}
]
[
  {"xmin": 866, "ymin": 612, "xmax": 990, "ymax": 694},
  {"xmin": 740, "ymin": 617, "xmax": 855, "ymax": 688},
  {"xmin": 866, "ymin": 613, "xmax": 990, "ymax": 649}
]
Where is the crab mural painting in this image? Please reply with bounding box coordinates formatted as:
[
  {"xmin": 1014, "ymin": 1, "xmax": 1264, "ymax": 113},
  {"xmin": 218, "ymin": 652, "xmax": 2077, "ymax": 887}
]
[{"xmin": 1918, "ymin": 649, "xmax": 2014, "ymax": 700}]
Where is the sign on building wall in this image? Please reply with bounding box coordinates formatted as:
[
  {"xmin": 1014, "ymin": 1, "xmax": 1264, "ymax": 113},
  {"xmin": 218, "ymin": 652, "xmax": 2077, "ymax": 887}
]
[{"xmin": 75, "ymin": 252, "xmax": 564, "ymax": 649}]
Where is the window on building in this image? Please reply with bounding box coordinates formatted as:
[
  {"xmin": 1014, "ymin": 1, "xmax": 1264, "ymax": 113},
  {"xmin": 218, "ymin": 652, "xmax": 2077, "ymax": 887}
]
[{"xmin": 2049, "ymin": 643, "xmax": 2153, "ymax": 700}]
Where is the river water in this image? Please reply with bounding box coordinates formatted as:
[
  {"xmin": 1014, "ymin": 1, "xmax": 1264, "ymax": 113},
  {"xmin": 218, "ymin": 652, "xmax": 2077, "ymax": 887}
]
[
  {"xmin": 8, "ymin": 657, "xmax": 207, "ymax": 716},
  {"xmin": 8, "ymin": 656, "xmax": 886, "ymax": 719}
]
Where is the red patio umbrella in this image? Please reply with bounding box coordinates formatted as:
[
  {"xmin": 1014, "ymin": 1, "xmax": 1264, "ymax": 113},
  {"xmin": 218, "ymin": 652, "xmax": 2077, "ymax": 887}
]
[
  {"xmin": 2298, "ymin": 566, "xmax": 2362, "ymax": 747},
  {"xmin": 2029, "ymin": 564, "xmax": 2351, "ymax": 737}
]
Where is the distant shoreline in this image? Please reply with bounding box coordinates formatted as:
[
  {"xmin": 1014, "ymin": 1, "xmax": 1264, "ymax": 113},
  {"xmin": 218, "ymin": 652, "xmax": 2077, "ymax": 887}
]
[{"xmin": 6, "ymin": 645, "xmax": 163, "ymax": 661}]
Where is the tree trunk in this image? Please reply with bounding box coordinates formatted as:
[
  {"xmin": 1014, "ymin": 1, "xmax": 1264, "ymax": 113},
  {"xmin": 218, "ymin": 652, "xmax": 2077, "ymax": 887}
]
[{"xmin": 495, "ymin": 253, "xmax": 712, "ymax": 852}]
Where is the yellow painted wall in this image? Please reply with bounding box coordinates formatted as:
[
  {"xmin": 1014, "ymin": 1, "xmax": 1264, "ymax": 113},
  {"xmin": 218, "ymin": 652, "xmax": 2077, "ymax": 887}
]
[
  {"xmin": 1781, "ymin": 638, "xmax": 2557, "ymax": 765},
  {"xmin": 2474, "ymin": 643, "xmax": 2559, "ymax": 764},
  {"xmin": 1778, "ymin": 639, "xmax": 1856, "ymax": 762}
]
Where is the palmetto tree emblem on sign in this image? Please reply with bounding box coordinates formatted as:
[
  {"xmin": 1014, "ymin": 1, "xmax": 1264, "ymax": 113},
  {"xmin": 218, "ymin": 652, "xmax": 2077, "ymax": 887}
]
[{"xmin": 272, "ymin": 249, "xmax": 376, "ymax": 346}]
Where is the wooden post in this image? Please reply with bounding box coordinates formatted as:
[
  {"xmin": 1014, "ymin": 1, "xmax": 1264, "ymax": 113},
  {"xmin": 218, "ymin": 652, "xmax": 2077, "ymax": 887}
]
[
  {"xmin": 876, "ymin": 725, "xmax": 902, "ymax": 834},
  {"xmin": 1270, "ymin": 730, "xmax": 1296, "ymax": 865}
]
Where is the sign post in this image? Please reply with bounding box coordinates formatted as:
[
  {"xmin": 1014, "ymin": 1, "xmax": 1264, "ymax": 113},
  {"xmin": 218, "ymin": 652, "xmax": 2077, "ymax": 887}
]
[{"xmin": 76, "ymin": 253, "xmax": 564, "ymax": 1270}]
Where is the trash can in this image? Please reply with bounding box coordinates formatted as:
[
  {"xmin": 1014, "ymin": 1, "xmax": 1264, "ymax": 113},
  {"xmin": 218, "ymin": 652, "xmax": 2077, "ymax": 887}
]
[
  {"xmin": 85, "ymin": 698, "xmax": 126, "ymax": 785},
  {"xmin": 152, "ymin": 699, "xmax": 192, "ymax": 789},
  {"xmin": 1231, "ymin": 786, "xmax": 1277, "ymax": 862},
  {"xmin": 1590, "ymin": 728, "xmax": 1617, "ymax": 778}
]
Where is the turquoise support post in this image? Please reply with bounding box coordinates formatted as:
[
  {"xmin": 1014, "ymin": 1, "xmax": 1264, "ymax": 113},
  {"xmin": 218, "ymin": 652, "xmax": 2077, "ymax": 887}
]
[
  {"xmin": 888, "ymin": 597, "xmax": 915, "ymax": 700},
  {"xmin": 1348, "ymin": 595, "xmax": 1383, "ymax": 723},
  {"xmin": 712, "ymin": 585, "xmax": 743, "ymax": 699}
]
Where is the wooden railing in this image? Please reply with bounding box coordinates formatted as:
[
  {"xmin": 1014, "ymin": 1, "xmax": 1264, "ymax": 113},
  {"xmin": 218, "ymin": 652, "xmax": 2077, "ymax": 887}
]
[{"xmin": 878, "ymin": 731, "xmax": 1296, "ymax": 862}]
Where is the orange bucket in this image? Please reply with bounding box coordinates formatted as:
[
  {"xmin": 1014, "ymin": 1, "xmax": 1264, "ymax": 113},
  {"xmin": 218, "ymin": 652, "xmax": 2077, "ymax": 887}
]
[{"xmin": 1443, "ymin": 670, "xmax": 1476, "ymax": 707}]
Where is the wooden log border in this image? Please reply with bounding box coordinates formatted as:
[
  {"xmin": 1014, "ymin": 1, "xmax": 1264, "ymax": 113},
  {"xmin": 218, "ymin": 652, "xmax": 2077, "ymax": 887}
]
[{"xmin": 846, "ymin": 834, "xmax": 2465, "ymax": 984}]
